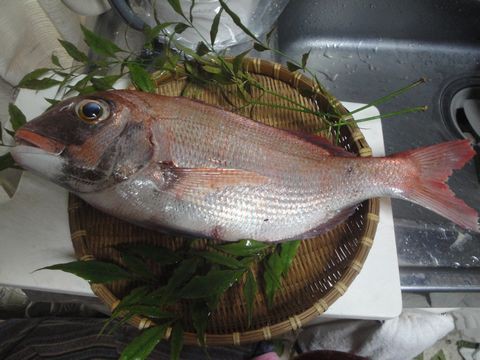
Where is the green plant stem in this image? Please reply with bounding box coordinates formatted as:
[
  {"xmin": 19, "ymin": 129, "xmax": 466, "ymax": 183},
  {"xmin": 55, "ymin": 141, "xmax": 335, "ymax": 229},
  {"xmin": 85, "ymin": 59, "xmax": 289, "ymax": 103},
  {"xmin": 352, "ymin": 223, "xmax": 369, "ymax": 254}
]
[
  {"xmin": 332, "ymin": 106, "xmax": 427, "ymax": 128},
  {"xmin": 346, "ymin": 78, "xmax": 426, "ymax": 115}
]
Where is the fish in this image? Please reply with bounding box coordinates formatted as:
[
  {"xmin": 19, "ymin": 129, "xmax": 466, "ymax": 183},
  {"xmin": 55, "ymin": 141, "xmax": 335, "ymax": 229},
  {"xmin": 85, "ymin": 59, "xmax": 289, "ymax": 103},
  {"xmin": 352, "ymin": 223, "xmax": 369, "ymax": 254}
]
[{"xmin": 10, "ymin": 90, "xmax": 479, "ymax": 242}]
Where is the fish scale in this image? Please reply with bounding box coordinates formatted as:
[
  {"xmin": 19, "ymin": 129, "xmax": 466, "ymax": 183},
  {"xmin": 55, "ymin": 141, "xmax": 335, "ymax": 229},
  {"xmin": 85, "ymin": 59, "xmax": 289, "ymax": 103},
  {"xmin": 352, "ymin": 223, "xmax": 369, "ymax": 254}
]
[{"xmin": 10, "ymin": 90, "xmax": 479, "ymax": 242}]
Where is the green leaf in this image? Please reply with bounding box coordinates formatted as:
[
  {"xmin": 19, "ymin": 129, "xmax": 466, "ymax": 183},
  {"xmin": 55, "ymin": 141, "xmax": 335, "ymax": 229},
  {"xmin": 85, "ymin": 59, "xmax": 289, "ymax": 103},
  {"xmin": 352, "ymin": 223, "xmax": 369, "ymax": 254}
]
[
  {"xmin": 265, "ymin": 26, "xmax": 276, "ymax": 45},
  {"xmin": 179, "ymin": 269, "xmax": 244, "ymax": 299},
  {"xmin": 202, "ymin": 65, "xmax": 222, "ymax": 74},
  {"xmin": 217, "ymin": 239, "xmax": 271, "ymax": 257},
  {"xmin": 114, "ymin": 286, "xmax": 151, "ymax": 314},
  {"xmin": 430, "ymin": 350, "xmax": 446, "ymax": 360},
  {"xmin": 210, "ymin": 8, "xmax": 223, "ymax": 45},
  {"xmin": 44, "ymin": 98, "xmax": 60, "ymax": 106},
  {"xmin": 195, "ymin": 41, "xmax": 210, "ymax": 57},
  {"xmin": 120, "ymin": 251, "xmax": 154, "ymax": 280},
  {"xmin": 233, "ymin": 49, "xmax": 250, "ymax": 73},
  {"xmin": 51, "ymin": 53, "xmax": 61, "ymax": 67},
  {"xmin": 195, "ymin": 251, "xmax": 244, "ymax": 269},
  {"xmin": 191, "ymin": 301, "xmax": 208, "ymax": 347},
  {"xmin": 167, "ymin": 0, "xmax": 185, "ymax": 18},
  {"xmin": 263, "ymin": 251, "xmax": 283, "ymax": 307},
  {"xmin": 58, "ymin": 39, "xmax": 89, "ymax": 63},
  {"xmin": 126, "ymin": 244, "xmax": 182, "ymax": 265},
  {"xmin": 8, "ymin": 103, "xmax": 26, "ymax": 131},
  {"xmin": 119, "ymin": 324, "xmax": 167, "ymax": 360},
  {"xmin": 189, "ymin": 0, "xmax": 196, "ymax": 22},
  {"xmin": 170, "ymin": 322, "xmax": 184, "ymax": 360},
  {"xmin": 174, "ymin": 22, "xmax": 190, "ymax": 34},
  {"xmin": 18, "ymin": 77, "xmax": 61, "ymax": 90},
  {"xmin": 0, "ymin": 153, "xmax": 15, "ymax": 171},
  {"xmin": 144, "ymin": 22, "xmax": 175, "ymax": 43},
  {"xmin": 253, "ymin": 43, "xmax": 268, "ymax": 52},
  {"xmin": 165, "ymin": 258, "xmax": 200, "ymax": 295},
  {"xmin": 279, "ymin": 240, "xmax": 300, "ymax": 276},
  {"xmin": 244, "ymin": 270, "xmax": 257, "ymax": 327},
  {"xmin": 127, "ymin": 63, "xmax": 155, "ymax": 93},
  {"xmin": 301, "ymin": 50, "xmax": 311, "ymax": 69},
  {"xmin": 286, "ymin": 61, "xmax": 302, "ymax": 72},
  {"xmin": 38, "ymin": 260, "xmax": 132, "ymax": 283},
  {"xmin": 219, "ymin": 0, "xmax": 259, "ymax": 42},
  {"xmin": 81, "ymin": 24, "xmax": 123, "ymax": 58},
  {"xmin": 91, "ymin": 75, "xmax": 122, "ymax": 91},
  {"xmin": 17, "ymin": 68, "xmax": 50, "ymax": 88},
  {"xmin": 123, "ymin": 305, "xmax": 175, "ymax": 319}
]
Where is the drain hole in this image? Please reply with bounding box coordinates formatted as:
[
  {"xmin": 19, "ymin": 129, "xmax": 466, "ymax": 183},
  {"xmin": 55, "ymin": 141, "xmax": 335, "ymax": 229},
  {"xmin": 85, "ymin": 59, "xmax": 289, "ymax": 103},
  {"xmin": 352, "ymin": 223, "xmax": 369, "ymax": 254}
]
[{"xmin": 450, "ymin": 87, "xmax": 480, "ymax": 141}]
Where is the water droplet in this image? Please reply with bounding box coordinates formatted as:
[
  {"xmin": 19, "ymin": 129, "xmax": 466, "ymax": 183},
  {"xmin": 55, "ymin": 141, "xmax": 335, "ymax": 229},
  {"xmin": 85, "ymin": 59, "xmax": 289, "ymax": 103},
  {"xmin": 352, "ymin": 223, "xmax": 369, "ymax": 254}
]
[
  {"xmin": 452, "ymin": 262, "xmax": 461, "ymax": 268},
  {"xmin": 471, "ymin": 256, "xmax": 479, "ymax": 264}
]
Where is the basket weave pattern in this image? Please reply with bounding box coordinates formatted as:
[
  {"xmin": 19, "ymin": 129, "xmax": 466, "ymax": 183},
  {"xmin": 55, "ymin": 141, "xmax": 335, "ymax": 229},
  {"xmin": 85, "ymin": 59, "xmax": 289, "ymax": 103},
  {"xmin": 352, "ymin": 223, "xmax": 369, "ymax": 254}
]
[{"xmin": 68, "ymin": 59, "xmax": 379, "ymax": 346}]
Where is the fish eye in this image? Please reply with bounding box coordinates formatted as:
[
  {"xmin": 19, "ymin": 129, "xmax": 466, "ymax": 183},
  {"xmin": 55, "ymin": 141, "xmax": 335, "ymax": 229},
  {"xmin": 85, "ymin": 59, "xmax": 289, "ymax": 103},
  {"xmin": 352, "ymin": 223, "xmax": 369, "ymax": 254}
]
[{"xmin": 76, "ymin": 99, "xmax": 110, "ymax": 123}]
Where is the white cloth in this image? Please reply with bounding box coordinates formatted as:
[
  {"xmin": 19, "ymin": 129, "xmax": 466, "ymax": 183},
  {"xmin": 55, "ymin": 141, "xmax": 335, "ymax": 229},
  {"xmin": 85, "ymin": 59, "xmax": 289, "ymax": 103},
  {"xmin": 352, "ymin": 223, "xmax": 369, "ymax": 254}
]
[{"xmin": 298, "ymin": 310, "xmax": 455, "ymax": 360}]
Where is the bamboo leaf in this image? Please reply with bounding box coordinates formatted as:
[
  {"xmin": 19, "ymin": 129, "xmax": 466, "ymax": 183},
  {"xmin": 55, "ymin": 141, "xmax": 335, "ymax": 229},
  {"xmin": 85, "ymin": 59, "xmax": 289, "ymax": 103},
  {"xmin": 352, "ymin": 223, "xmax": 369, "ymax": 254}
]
[
  {"xmin": 263, "ymin": 251, "xmax": 283, "ymax": 307},
  {"xmin": 165, "ymin": 257, "xmax": 200, "ymax": 294},
  {"xmin": 44, "ymin": 98, "xmax": 60, "ymax": 107},
  {"xmin": 195, "ymin": 41, "xmax": 210, "ymax": 57},
  {"xmin": 265, "ymin": 26, "xmax": 276, "ymax": 45},
  {"xmin": 244, "ymin": 270, "xmax": 257, "ymax": 327},
  {"xmin": 218, "ymin": 0, "xmax": 259, "ymax": 42},
  {"xmin": 51, "ymin": 54, "xmax": 61, "ymax": 67},
  {"xmin": 0, "ymin": 153, "xmax": 15, "ymax": 172},
  {"xmin": 18, "ymin": 68, "xmax": 50, "ymax": 87},
  {"xmin": 113, "ymin": 286, "xmax": 151, "ymax": 314},
  {"xmin": 189, "ymin": 0, "xmax": 196, "ymax": 22},
  {"xmin": 286, "ymin": 61, "xmax": 302, "ymax": 72},
  {"xmin": 202, "ymin": 65, "xmax": 222, "ymax": 74},
  {"xmin": 167, "ymin": 0, "xmax": 185, "ymax": 18},
  {"xmin": 19, "ymin": 78, "xmax": 61, "ymax": 90},
  {"xmin": 81, "ymin": 24, "xmax": 123, "ymax": 58},
  {"xmin": 301, "ymin": 50, "xmax": 311, "ymax": 69},
  {"xmin": 279, "ymin": 240, "xmax": 300, "ymax": 276},
  {"xmin": 127, "ymin": 63, "xmax": 155, "ymax": 93},
  {"xmin": 123, "ymin": 305, "xmax": 175, "ymax": 319},
  {"xmin": 174, "ymin": 23, "xmax": 190, "ymax": 34},
  {"xmin": 170, "ymin": 322, "xmax": 184, "ymax": 360},
  {"xmin": 195, "ymin": 251, "xmax": 244, "ymax": 269},
  {"xmin": 233, "ymin": 49, "xmax": 250, "ymax": 74},
  {"xmin": 125, "ymin": 244, "xmax": 182, "ymax": 265},
  {"xmin": 119, "ymin": 324, "xmax": 168, "ymax": 360},
  {"xmin": 58, "ymin": 39, "xmax": 89, "ymax": 63},
  {"xmin": 210, "ymin": 8, "xmax": 223, "ymax": 45},
  {"xmin": 179, "ymin": 269, "xmax": 244, "ymax": 299},
  {"xmin": 253, "ymin": 43, "xmax": 268, "ymax": 52},
  {"xmin": 38, "ymin": 260, "xmax": 132, "ymax": 283},
  {"xmin": 120, "ymin": 251, "xmax": 154, "ymax": 280},
  {"xmin": 217, "ymin": 239, "xmax": 270, "ymax": 257},
  {"xmin": 144, "ymin": 22, "xmax": 175, "ymax": 43},
  {"xmin": 91, "ymin": 75, "xmax": 122, "ymax": 91},
  {"xmin": 191, "ymin": 302, "xmax": 208, "ymax": 347},
  {"xmin": 8, "ymin": 103, "xmax": 26, "ymax": 131}
]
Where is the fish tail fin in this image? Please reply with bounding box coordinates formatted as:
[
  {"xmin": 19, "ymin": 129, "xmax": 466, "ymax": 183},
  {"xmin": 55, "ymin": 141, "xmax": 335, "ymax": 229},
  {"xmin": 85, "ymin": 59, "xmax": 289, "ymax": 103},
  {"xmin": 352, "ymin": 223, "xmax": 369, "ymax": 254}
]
[{"xmin": 397, "ymin": 139, "xmax": 479, "ymax": 232}]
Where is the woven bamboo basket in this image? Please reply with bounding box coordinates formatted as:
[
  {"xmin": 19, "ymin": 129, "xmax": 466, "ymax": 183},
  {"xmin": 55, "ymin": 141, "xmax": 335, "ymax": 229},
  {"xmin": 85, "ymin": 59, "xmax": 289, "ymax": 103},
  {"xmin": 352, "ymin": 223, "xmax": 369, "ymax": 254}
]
[{"xmin": 68, "ymin": 58, "xmax": 379, "ymax": 346}]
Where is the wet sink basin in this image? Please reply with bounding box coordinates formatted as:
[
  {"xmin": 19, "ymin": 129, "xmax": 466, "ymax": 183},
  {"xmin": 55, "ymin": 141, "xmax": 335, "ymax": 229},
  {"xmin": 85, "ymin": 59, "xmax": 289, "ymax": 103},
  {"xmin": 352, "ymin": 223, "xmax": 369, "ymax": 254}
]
[{"xmin": 277, "ymin": 0, "xmax": 480, "ymax": 292}]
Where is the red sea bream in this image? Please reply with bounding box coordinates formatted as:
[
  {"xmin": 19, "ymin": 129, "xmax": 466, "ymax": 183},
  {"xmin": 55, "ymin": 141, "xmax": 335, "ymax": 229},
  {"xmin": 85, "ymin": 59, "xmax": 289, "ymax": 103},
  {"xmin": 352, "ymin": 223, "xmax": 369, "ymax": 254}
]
[{"xmin": 10, "ymin": 90, "xmax": 479, "ymax": 241}]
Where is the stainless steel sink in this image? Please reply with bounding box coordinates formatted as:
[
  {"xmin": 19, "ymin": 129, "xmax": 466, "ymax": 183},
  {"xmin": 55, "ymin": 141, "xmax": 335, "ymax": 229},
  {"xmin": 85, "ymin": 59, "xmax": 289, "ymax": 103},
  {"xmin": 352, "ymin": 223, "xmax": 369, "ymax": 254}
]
[{"xmin": 277, "ymin": 0, "xmax": 480, "ymax": 292}]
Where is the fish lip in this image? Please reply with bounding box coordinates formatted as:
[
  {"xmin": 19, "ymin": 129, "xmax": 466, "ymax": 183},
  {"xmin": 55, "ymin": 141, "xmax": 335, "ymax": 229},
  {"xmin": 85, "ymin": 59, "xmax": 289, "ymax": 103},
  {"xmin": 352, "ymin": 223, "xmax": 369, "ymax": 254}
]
[{"xmin": 15, "ymin": 129, "xmax": 65, "ymax": 155}]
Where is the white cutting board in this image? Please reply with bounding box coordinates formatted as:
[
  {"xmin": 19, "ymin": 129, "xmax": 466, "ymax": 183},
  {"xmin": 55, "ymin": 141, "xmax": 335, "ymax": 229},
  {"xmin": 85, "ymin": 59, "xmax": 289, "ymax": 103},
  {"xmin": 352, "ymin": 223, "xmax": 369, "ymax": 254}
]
[{"xmin": 0, "ymin": 88, "xmax": 401, "ymax": 319}]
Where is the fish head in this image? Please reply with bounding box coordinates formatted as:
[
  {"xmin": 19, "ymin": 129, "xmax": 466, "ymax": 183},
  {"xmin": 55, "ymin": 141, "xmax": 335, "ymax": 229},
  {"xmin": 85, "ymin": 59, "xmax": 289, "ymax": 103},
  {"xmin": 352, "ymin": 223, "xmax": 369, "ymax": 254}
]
[{"xmin": 11, "ymin": 91, "xmax": 154, "ymax": 193}]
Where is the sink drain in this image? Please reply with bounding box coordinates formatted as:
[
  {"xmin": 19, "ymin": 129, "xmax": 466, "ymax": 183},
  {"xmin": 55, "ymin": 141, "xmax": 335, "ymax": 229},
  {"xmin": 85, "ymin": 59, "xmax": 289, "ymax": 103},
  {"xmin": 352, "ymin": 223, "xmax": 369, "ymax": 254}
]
[{"xmin": 441, "ymin": 75, "xmax": 480, "ymax": 141}]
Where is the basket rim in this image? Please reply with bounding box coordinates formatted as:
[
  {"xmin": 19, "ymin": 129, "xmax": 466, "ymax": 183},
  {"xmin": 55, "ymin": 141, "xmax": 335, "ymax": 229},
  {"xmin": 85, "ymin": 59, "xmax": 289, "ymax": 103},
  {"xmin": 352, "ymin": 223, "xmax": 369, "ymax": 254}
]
[{"xmin": 69, "ymin": 57, "xmax": 380, "ymax": 346}]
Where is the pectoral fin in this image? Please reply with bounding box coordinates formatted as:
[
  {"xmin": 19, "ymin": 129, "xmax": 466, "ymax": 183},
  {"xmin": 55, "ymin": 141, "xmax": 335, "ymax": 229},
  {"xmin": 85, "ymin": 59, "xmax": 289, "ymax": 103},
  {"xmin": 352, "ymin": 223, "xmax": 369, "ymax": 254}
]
[{"xmin": 160, "ymin": 165, "xmax": 269, "ymax": 199}]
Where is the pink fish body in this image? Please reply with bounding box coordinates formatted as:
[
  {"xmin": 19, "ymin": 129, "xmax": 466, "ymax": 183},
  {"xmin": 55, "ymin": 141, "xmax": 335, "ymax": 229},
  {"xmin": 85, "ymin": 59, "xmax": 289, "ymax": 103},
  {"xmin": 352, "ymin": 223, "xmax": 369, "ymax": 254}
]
[{"xmin": 11, "ymin": 90, "xmax": 479, "ymax": 242}]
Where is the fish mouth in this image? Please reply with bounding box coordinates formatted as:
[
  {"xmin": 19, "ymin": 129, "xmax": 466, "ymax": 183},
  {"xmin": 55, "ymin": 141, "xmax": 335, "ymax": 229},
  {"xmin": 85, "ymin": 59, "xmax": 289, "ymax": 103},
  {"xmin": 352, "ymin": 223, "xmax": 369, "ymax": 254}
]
[{"xmin": 15, "ymin": 129, "xmax": 65, "ymax": 155}]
